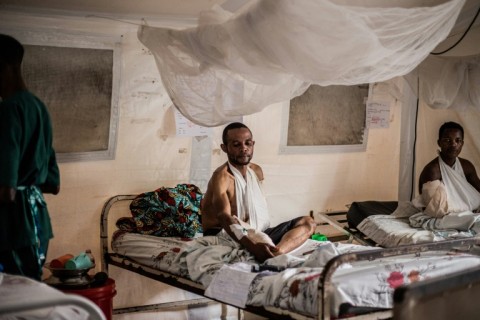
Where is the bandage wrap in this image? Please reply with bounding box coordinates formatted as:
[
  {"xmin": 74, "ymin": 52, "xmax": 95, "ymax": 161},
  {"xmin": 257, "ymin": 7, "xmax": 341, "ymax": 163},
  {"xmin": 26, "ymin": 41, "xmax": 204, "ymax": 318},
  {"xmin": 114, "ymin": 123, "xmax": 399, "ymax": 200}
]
[{"xmin": 230, "ymin": 224, "xmax": 248, "ymax": 240}]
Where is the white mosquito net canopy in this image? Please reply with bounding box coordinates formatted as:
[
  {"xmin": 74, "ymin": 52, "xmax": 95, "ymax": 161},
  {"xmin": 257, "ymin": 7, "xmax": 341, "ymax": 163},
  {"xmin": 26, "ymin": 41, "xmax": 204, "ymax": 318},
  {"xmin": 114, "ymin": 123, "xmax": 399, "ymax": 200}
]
[{"xmin": 138, "ymin": 0, "xmax": 479, "ymax": 127}]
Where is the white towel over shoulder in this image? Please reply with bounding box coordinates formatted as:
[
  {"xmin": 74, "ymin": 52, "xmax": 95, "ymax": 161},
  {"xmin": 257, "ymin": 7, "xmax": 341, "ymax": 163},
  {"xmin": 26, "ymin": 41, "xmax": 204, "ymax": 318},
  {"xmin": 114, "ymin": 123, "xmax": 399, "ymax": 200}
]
[
  {"xmin": 228, "ymin": 162, "xmax": 270, "ymax": 232},
  {"xmin": 439, "ymin": 157, "xmax": 480, "ymax": 213},
  {"xmin": 409, "ymin": 157, "xmax": 480, "ymax": 231}
]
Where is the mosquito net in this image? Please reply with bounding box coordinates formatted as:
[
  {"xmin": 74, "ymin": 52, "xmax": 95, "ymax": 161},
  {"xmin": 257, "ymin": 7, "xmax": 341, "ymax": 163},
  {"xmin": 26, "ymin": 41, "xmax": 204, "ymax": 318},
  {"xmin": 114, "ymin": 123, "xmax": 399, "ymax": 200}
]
[{"xmin": 138, "ymin": 0, "xmax": 476, "ymax": 127}]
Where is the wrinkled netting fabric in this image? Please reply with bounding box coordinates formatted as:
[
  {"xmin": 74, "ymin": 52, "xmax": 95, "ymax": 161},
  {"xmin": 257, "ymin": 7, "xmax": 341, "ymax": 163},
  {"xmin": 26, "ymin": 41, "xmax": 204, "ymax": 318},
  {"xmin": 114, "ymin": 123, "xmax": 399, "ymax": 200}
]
[
  {"xmin": 418, "ymin": 55, "xmax": 480, "ymax": 110},
  {"xmin": 414, "ymin": 0, "xmax": 480, "ymax": 111},
  {"xmin": 138, "ymin": 0, "xmax": 466, "ymax": 126}
]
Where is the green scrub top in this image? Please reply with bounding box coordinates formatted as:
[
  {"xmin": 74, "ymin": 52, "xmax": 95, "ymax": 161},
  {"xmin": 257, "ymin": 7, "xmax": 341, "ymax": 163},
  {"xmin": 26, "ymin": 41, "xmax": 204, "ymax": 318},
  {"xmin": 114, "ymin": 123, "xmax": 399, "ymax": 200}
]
[{"xmin": 0, "ymin": 90, "xmax": 60, "ymax": 251}]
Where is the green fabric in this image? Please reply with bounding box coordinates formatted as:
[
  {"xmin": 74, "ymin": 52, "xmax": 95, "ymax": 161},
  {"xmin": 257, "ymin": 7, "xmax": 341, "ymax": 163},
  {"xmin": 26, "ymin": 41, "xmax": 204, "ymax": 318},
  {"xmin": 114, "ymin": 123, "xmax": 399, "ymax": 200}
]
[
  {"xmin": 0, "ymin": 243, "xmax": 47, "ymax": 280},
  {"xmin": 0, "ymin": 90, "xmax": 60, "ymax": 251}
]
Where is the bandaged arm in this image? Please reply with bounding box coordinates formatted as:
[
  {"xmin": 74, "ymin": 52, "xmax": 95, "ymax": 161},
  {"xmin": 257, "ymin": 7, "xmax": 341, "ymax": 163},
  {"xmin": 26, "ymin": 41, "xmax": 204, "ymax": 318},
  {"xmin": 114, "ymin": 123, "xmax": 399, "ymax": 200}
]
[
  {"xmin": 216, "ymin": 211, "xmax": 276, "ymax": 262},
  {"xmin": 211, "ymin": 181, "xmax": 275, "ymax": 261},
  {"xmin": 212, "ymin": 184, "xmax": 255, "ymax": 244},
  {"xmin": 230, "ymin": 218, "xmax": 275, "ymax": 246},
  {"xmin": 218, "ymin": 211, "xmax": 257, "ymax": 247},
  {"xmin": 230, "ymin": 223, "xmax": 248, "ymax": 240}
]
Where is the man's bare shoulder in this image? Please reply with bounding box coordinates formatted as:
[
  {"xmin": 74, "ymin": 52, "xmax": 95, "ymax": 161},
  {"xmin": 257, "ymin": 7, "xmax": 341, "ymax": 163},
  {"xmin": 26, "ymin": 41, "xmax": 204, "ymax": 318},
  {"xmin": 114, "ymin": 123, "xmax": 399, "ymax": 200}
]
[
  {"xmin": 459, "ymin": 157, "xmax": 475, "ymax": 169},
  {"xmin": 459, "ymin": 157, "xmax": 477, "ymax": 175},
  {"xmin": 249, "ymin": 163, "xmax": 264, "ymax": 181},
  {"xmin": 422, "ymin": 158, "xmax": 440, "ymax": 173},
  {"xmin": 210, "ymin": 163, "xmax": 234, "ymax": 182},
  {"xmin": 212, "ymin": 162, "xmax": 231, "ymax": 175},
  {"xmin": 419, "ymin": 157, "xmax": 441, "ymax": 186}
]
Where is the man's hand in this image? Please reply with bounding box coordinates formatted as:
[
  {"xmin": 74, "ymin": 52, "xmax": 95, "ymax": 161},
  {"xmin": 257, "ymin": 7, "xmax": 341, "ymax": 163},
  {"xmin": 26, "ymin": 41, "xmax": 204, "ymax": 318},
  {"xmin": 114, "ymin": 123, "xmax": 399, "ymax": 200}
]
[
  {"xmin": 241, "ymin": 237, "xmax": 278, "ymax": 262},
  {"xmin": 252, "ymin": 243, "xmax": 278, "ymax": 263}
]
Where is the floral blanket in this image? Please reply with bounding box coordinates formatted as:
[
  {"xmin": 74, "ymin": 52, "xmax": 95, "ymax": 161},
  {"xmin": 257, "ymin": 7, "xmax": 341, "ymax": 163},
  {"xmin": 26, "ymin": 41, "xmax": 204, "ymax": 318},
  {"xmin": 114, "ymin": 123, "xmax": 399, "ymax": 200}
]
[
  {"xmin": 116, "ymin": 184, "xmax": 203, "ymax": 238},
  {"xmin": 112, "ymin": 231, "xmax": 480, "ymax": 317}
]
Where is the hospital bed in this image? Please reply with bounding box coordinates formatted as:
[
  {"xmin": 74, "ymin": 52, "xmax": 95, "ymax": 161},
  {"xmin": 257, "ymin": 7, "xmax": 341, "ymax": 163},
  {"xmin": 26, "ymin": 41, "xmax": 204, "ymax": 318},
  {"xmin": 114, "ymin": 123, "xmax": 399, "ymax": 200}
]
[
  {"xmin": 317, "ymin": 201, "xmax": 480, "ymax": 248},
  {"xmin": 100, "ymin": 195, "xmax": 480, "ymax": 320},
  {"xmin": 0, "ymin": 272, "xmax": 106, "ymax": 320}
]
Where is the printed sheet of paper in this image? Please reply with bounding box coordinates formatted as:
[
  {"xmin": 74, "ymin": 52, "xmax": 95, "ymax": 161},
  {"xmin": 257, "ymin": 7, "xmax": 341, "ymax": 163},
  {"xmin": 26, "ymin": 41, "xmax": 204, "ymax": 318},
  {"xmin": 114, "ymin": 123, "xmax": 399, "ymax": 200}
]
[
  {"xmin": 366, "ymin": 101, "xmax": 390, "ymax": 128},
  {"xmin": 204, "ymin": 263, "xmax": 258, "ymax": 308},
  {"xmin": 174, "ymin": 108, "xmax": 212, "ymax": 137}
]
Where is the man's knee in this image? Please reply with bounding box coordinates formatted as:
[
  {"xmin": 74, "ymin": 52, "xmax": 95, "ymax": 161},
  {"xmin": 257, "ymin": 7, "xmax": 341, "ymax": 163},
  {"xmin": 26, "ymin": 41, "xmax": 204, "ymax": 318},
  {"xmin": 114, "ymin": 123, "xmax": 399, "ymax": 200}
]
[{"xmin": 297, "ymin": 216, "xmax": 316, "ymax": 235}]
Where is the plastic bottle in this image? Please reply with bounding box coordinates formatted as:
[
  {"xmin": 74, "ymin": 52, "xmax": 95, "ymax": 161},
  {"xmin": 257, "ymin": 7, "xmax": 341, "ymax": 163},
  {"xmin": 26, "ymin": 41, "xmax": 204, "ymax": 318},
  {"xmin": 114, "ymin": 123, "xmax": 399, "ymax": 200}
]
[{"xmin": 65, "ymin": 251, "xmax": 94, "ymax": 270}]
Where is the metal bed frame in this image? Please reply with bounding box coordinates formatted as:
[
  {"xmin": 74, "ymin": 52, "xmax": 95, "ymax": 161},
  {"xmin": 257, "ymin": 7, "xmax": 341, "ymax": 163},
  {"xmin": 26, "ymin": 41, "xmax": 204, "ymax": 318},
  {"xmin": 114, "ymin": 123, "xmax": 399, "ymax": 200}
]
[
  {"xmin": 100, "ymin": 195, "xmax": 480, "ymax": 319},
  {"xmin": 316, "ymin": 210, "xmax": 378, "ymax": 246}
]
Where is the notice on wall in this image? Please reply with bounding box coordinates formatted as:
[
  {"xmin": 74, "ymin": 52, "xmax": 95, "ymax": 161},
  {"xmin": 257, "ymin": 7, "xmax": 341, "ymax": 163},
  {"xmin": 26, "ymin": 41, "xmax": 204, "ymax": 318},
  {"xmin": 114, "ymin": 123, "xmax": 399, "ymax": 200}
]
[
  {"xmin": 174, "ymin": 109, "xmax": 212, "ymax": 137},
  {"xmin": 366, "ymin": 100, "xmax": 390, "ymax": 128}
]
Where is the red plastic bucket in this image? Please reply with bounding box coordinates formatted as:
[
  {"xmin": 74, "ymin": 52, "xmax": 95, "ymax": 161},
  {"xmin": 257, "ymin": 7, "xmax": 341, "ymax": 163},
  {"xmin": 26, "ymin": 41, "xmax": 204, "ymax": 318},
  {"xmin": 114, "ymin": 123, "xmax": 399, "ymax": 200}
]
[{"xmin": 63, "ymin": 278, "xmax": 116, "ymax": 320}]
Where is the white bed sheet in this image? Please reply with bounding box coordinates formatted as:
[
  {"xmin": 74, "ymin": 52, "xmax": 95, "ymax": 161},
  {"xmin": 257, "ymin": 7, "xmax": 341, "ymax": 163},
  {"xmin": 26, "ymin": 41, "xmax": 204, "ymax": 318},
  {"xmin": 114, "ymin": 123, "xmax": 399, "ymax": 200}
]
[
  {"xmin": 111, "ymin": 231, "xmax": 480, "ymax": 317},
  {"xmin": 356, "ymin": 214, "xmax": 476, "ymax": 248}
]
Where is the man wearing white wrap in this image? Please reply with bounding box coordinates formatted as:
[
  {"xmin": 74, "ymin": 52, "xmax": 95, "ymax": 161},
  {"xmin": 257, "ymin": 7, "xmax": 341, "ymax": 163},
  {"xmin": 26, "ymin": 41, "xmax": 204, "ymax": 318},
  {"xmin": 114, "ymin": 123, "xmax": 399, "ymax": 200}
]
[
  {"xmin": 202, "ymin": 122, "xmax": 316, "ymax": 262},
  {"xmin": 410, "ymin": 122, "xmax": 480, "ymax": 231},
  {"xmin": 419, "ymin": 122, "xmax": 480, "ymax": 199}
]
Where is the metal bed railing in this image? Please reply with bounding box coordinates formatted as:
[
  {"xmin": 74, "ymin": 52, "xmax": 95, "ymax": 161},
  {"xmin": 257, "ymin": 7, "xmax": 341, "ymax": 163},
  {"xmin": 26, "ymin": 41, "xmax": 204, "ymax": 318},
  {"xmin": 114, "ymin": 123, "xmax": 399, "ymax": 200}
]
[
  {"xmin": 319, "ymin": 237, "xmax": 480, "ymax": 319},
  {"xmin": 100, "ymin": 195, "xmax": 218, "ymax": 317},
  {"xmin": 316, "ymin": 211, "xmax": 377, "ymax": 246}
]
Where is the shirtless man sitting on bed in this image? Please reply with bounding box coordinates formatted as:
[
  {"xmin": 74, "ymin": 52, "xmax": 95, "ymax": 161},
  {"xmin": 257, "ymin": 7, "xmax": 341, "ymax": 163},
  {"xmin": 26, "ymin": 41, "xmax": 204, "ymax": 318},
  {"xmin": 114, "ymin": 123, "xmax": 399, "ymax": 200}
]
[
  {"xmin": 201, "ymin": 122, "xmax": 316, "ymax": 262},
  {"xmin": 417, "ymin": 121, "xmax": 480, "ymax": 217},
  {"xmin": 419, "ymin": 121, "xmax": 480, "ymax": 193}
]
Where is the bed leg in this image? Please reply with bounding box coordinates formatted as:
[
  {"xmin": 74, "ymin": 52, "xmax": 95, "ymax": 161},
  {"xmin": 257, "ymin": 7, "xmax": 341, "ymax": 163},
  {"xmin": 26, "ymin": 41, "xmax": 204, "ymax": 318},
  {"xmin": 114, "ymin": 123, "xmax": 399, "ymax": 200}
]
[
  {"xmin": 219, "ymin": 304, "xmax": 244, "ymax": 320},
  {"xmin": 237, "ymin": 308, "xmax": 244, "ymax": 320}
]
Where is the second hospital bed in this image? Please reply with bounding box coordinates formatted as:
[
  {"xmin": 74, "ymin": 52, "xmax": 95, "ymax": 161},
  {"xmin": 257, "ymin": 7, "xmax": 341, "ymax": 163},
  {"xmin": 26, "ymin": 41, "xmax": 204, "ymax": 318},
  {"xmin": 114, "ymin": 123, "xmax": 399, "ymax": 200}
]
[
  {"xmin": 0, "ymin": 272, "xmax": 106, "ymax": 320},
  {"xmin": 317, "ymin": 200, "xmax": 480, "ymax": 248},
  {"xmin": 100, "ymin": 194, "xmax": 480, "ymax": 319}
]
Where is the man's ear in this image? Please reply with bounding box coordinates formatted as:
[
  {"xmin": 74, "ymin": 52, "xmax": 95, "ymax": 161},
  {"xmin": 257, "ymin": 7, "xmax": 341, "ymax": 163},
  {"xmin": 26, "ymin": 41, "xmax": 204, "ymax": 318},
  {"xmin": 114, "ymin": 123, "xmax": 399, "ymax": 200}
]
[
  {"xmin": 437, "ymin": 139, "xmax": 441, "ymax": 148},
  {"xmin": 220, "ymin": 144, "xmax": 227, "ymax": 153}
]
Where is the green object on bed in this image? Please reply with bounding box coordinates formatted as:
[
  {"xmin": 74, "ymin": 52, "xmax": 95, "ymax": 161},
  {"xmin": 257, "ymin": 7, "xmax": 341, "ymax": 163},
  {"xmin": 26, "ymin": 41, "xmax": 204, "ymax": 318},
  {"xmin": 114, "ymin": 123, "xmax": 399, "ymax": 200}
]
[{"xmin": 311, "ymin": 233, "xmax": 328, "ymax": 241}]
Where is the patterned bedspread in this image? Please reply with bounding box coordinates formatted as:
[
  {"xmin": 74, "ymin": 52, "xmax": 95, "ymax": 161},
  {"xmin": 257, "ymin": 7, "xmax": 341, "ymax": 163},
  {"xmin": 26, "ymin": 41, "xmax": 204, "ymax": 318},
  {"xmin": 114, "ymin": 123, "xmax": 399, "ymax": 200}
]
[{"xmin": 111, "ymin": 231, "xmax": 480, "ymax": 317}]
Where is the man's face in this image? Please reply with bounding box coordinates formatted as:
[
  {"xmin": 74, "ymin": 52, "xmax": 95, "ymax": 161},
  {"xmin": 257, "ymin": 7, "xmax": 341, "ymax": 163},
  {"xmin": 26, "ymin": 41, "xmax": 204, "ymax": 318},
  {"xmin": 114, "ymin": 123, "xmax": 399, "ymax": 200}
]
[
  {"xmin": 222, "ymin": 127, "xmax": 255, "ymax": 166},
  {"xmin": 438, "ymin": 128, "xmax": 464, "ymax": 159}
]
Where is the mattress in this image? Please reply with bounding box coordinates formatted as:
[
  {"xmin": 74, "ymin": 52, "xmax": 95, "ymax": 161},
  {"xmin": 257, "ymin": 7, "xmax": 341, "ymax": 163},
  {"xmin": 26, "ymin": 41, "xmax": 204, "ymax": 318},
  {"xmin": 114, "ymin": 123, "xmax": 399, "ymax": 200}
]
[{"xmin": 356, "ymin": 214, "xmax": 476, "ymax": 248}]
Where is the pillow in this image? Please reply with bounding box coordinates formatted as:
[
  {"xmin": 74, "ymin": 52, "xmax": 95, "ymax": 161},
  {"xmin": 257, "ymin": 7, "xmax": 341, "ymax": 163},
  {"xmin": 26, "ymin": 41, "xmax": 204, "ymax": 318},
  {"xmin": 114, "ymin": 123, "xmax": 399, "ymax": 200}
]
[{"xmin": 347, "ymin": 201, "xmax": 398, "ymax": 228}]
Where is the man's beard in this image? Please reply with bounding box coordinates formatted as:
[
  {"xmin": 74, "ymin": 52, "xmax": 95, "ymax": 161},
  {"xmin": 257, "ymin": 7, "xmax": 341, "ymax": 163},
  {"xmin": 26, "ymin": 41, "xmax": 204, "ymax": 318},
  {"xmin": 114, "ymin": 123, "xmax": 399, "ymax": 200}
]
[{"xmin": 228, "ymin": 154, "xmax": 251, "ymax": 166}]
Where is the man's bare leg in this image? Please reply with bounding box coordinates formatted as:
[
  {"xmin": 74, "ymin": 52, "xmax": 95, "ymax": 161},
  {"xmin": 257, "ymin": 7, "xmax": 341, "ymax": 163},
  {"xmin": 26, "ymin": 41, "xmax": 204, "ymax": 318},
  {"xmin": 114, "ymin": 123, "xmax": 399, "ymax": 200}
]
[{"xmin": 274, "ymin": 216, "xmax": 316, "ymax": 255}]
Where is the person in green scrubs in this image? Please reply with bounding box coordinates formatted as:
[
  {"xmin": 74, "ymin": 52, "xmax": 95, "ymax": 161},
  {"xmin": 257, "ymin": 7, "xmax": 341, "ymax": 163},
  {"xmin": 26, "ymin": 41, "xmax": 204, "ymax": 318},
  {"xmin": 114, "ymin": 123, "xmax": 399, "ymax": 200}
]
[{"xmin": 0, "ymin": 34, "xmax": 60, "ymax": 280}]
